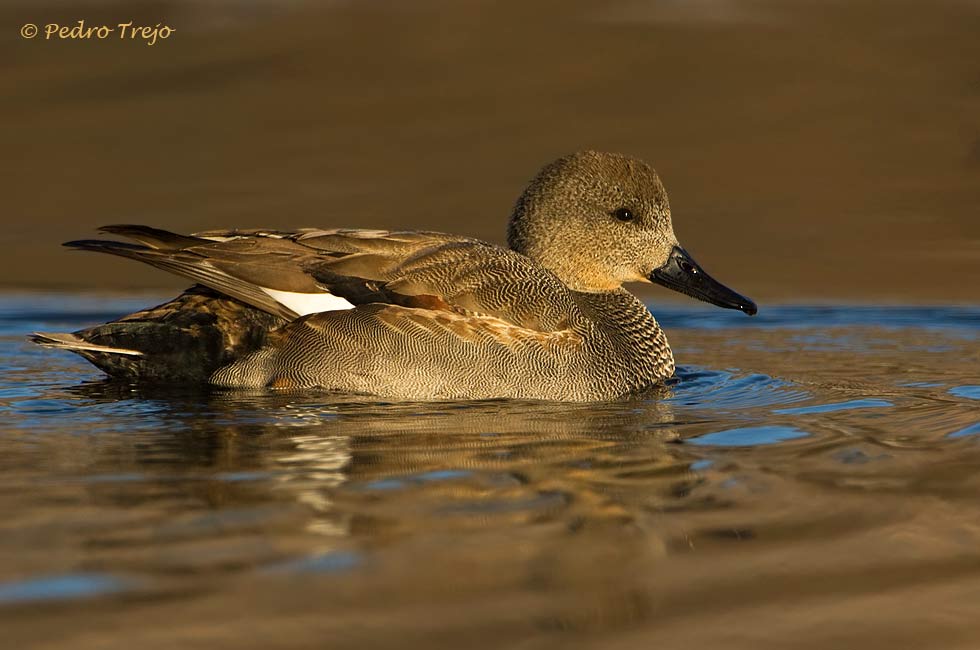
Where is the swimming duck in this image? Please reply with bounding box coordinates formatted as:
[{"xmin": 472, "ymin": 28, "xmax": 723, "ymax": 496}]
[{"xmin": 31, "ymin": 151, "xmax": 756, "ymax": 401}]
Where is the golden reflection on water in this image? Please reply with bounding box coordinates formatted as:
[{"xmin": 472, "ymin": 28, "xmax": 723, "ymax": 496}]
[{"xmin": 4, "ymin": 314, "xmax": 980, "ymax": 650}]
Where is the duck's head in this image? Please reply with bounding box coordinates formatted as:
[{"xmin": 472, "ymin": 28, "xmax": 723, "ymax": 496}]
[{"xmin": 508, "ymin": 150, "xmax": 757, "ymax": 315}]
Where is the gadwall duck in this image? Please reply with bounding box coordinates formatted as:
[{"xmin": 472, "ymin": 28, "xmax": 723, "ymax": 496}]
[{"xmin": 31, "ymin": 151, "xmax": 756, "ymax": 401}]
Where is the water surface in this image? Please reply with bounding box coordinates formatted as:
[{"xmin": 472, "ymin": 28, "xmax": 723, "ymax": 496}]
[{"xmin": 2, "ymin": 294, "xmax": 979, "ymax": 649}]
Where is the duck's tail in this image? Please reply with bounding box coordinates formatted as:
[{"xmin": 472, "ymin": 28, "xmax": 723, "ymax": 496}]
[
  {"xmin": 29, "ymin": 331, "xmax": 148, "ymax": 382},
  {"xmin": 28, "ymin": 286, "xmax": 287, "ymax": 384}
]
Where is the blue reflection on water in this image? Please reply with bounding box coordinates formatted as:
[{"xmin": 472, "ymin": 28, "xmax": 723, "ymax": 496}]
[
  {"xmin": 0, "ymin": 574, "xmax": 128, "ymax": 604},
  {"xmin": 688, "ymin": 425, "xmax": 810, "ymax": 447},
  {"xmin": 948, "ymin": 423, "xmax": 980, "ymax": 439},
  {"xmin": 265, "ymin": 551, "xmax": 362, "ymax": 575},
  {"xmin": 653, "ymin": 304, "xmax": 980, "ymax": 332},
  {"xmin": 949, "ymin": 386, "xmax": 980, "ymax": 400},
  {"xmin": 668, "ymin": 368, "xmax": 810, "ymax": 411},
  {"xmin": 774, "ymin": 399, "xmax": 893, "ymax": 415},
  {"xmin": 361, "ymin": 469, "xmax": 473, "ymax": 491},
  {"xmin": 13, "ymin": 297, "xmax": 978, "ymax": 334}
]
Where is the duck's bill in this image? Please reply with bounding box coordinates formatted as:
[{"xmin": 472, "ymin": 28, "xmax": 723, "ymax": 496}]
[{"xmin": 649, "ymin": 246, "xmax": 758, "ymax": 315}]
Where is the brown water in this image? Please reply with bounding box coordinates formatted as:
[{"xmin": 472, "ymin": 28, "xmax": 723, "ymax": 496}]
[
  {"xmin": 2, "ymin": 294, "xmax": 979, "ymax": 648},
  {"xmin": 5, "ymin": 0, "xmax": 980, "ymax": 301}
]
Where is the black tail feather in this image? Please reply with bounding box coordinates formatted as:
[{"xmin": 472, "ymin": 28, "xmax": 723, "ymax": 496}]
[
  {"xmin": 64, "ymin": 238, "xmax": 151, "ymax": 256},
  {"xmin": 97, "ymin": 224, "xmax": 205, "ymax": 250}
]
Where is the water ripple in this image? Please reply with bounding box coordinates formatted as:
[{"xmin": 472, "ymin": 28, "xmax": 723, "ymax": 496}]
[
  {"xmin": 670, "ymin": 367, "xmax": 811, "ymax": 411},
  {"xmin": 687, "ymin": 425, "xmax": 810, "ymax": 447},
  {"xmin": 774, "ymin": 399, "xmax": 893, "ymax": 415},
  {"xmin": 0, "ymin": 573, "xmax": 129, "ymax": 605},
  {"xmin": 2, "ymin": 294, "xmax": 980, "ymax": 638},
  {"xmin": 949, "ymin": 386, "xmax": 980, "ymax": 400}
]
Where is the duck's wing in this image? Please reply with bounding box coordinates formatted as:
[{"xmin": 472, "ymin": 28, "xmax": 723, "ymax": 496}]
[
  {"xmin": 66, "ymin": 225, "xmax": 581, "ymax": 334},
  {"xmin": 66, "ymin": 225, "xmax": 322, "ymax": 320},
  {"xmin": 296, "ymin": 231, "xmax": 581, "ymax": 333},
  {"xmin": 64, "ymin": 225, "xmax": 465, "ymax": 321}
]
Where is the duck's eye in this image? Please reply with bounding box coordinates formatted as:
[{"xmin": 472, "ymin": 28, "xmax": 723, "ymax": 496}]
[{"xmin": 613, "ymin": 208, "xmax": 635, "ymax": 222}]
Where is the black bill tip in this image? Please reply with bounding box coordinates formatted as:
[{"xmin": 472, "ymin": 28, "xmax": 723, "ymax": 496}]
[{"xmin": 650, "ymin": 246, "xmax": 758, "ymax": 316}]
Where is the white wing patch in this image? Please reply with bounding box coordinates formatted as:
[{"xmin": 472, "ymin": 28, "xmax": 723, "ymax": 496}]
[{"xmin": 260, "ymin": 288, "xmax": 354, "ymax": 316}]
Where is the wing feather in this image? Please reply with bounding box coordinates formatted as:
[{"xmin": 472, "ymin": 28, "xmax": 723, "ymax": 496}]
[{"xmin": 69, "ymin": 225, "xmax": 583, "ymax": 334}]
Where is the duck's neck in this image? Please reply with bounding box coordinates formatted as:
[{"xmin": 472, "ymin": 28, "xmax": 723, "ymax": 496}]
[{"xmin": 576, "ymin": 288, "xmax": 676, "ymax": 386}]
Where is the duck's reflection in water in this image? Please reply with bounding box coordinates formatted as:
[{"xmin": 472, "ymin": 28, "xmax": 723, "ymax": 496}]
[
  {"xmin": 205, "ymin": 386, "xmax": 693, "ymax": 539},
  {"xmin": 65, "ymin": 382, "xmax": 696, "ymax": 632}
]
